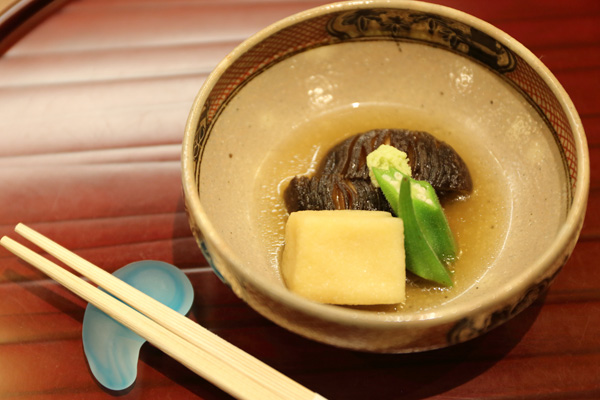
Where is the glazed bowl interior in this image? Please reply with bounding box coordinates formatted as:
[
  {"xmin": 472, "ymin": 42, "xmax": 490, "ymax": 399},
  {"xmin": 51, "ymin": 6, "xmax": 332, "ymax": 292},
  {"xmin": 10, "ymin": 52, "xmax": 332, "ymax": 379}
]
[{"xmin": 182, "ymin": 0, "xmax": 588, "ymax": 352}]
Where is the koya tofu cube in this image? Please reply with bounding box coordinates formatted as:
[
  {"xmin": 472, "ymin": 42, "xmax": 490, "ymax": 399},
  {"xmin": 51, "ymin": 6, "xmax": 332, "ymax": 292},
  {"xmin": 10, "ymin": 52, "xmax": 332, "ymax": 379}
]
[{"xmin": 281, "ymin": 210, "xmax": 406, "ymax": 305}]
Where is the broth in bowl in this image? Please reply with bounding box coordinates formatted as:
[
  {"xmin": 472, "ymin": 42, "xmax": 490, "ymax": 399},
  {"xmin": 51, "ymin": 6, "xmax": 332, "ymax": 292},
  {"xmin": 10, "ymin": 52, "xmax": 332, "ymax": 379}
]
[{"xmin": 254, "ymin": 105, "xmax": 510, "ymax": 313}]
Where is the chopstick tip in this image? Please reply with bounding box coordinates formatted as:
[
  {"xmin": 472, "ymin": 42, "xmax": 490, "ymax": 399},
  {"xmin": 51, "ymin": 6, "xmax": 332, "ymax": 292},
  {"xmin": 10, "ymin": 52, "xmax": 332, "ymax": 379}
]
[
  {"xmin": 15, "ymin": 222, "xmax": 27, "ymax": 232},
  {"xmin": 1, "ymin": 235, "xmax": 15, "ymax": 248}
]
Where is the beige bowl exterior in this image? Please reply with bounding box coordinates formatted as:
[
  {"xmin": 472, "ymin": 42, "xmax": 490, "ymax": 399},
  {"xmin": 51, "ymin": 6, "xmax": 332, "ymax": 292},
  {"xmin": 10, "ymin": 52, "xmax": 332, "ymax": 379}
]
[{"xmin": 182, "ymin": 0, "xmax": 589, "ymax": 352}]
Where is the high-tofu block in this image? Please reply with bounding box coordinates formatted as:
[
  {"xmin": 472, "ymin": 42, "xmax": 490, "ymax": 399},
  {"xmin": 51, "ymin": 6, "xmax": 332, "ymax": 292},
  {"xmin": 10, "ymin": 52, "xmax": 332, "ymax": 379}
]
[{"xmin": 281, "ymin": 210, "xmax": 406, "ymax": 305}]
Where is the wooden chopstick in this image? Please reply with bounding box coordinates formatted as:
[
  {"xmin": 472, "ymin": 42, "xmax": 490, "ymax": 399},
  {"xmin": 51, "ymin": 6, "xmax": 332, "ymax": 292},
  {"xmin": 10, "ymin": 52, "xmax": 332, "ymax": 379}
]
[{"xmin": 1, "ymin": 224, "xmax": 326, "ymax": 400}]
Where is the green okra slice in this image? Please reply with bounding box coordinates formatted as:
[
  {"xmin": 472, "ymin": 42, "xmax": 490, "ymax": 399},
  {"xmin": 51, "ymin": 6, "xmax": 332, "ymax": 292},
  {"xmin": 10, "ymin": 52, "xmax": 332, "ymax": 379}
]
[
  {"xmin": 371, "ymin": 167, "xmax": 457, "ymax": 263},
  {"xmin": 397, "ymin": 177, "xmax": 453, "ymax": 286},
  {"xmin": 371, "ymin": 167, "xmax": 403, "ymax": 216},
  {"xmin": 409, "ymin": 179, "xmax": 457, "ymax": 263}
]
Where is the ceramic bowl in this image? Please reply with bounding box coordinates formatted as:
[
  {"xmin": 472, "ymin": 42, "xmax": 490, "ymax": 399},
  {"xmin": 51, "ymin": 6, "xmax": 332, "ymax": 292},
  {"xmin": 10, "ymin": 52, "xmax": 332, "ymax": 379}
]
[{"xmin": 181, "ymin": 0, "xmax": 589, "ymax": 352}]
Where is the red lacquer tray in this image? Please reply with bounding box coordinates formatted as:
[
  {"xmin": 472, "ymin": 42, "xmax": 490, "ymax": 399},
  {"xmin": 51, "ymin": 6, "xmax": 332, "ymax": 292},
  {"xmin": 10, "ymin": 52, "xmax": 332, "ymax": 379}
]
[{"xmin": 0, "ymin": 1, "xmax": 598, "ymax": 399}]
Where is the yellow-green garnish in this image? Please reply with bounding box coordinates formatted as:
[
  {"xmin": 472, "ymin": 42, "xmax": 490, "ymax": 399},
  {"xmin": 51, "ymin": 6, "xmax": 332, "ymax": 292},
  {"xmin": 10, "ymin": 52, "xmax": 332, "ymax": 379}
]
[{"xmin": 366, "ymin": 144, "xmax": 411, "ymax": 187}]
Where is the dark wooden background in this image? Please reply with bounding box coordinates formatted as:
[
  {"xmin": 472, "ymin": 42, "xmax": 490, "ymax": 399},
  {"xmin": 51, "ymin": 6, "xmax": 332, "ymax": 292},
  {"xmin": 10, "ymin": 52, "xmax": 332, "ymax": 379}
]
[{"xmin": 0, "ymin": 1, "xmax": 598, "ymax": 399}]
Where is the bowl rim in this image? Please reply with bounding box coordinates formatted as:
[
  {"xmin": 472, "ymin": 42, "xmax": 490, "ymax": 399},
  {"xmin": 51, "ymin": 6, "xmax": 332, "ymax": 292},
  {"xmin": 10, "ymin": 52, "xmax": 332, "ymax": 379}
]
[{"xmin": 182, "ymin": 0, "xmax": 590, "ymax": 330}]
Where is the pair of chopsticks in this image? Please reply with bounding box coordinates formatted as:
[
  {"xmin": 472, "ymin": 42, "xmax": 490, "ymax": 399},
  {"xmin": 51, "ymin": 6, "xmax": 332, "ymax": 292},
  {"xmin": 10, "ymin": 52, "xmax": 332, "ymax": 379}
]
[{"xmin": 1, "ymin": 223, "xmax": 326, "ymax": 400}]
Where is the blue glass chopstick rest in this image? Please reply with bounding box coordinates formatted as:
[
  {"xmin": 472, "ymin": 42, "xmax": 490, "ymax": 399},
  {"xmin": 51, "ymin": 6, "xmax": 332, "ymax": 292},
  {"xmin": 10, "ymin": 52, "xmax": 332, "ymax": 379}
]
[{"xmin": 82, "ymin": 260, "xmax": 194, "ymax": 391}]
